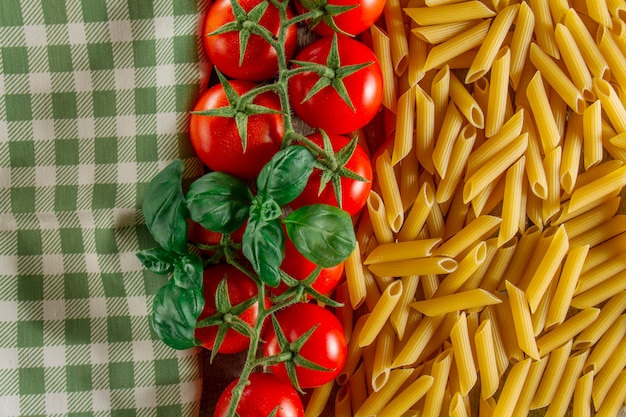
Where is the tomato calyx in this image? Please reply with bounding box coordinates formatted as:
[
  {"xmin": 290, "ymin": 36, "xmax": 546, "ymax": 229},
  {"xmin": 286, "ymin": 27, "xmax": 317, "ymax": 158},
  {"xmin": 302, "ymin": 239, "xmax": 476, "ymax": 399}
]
[
  {"xmin": 191, "ymin": 70, "xmax": 282, "ymax": 152},
  {"xmin": 273, "ymin": 267, "xmax": 342, "ymax": 306},
  {"xmin": 296, "ymin": 0, "xmax": 358, "ymax": 36},
  {"xmin": 290, "ymin": 34, "xmax": 373, "ymax": 112}
]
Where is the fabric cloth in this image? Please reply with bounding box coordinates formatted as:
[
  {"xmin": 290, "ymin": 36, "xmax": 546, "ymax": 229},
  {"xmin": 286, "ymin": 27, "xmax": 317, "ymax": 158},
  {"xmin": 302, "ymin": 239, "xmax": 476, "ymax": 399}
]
[{"xmin": 0, "ymin": 1, "xmax": 211, "ymax": 416}]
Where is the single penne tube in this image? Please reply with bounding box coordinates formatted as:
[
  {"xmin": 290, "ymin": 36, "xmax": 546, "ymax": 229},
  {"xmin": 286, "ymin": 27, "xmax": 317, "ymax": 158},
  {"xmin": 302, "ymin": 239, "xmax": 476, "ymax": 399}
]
[
  {"xmin": 529, "ymin": 0, "xmax": 559, "ymax": 58},
  {"xmin": 481, "ymin": 306, "xmax": 511, "ymax": 377},
  {"xmin": 412, "ymin": 288, "xmax": 501, "ymax": 316},
  {"xmin": 359, "ymin": 280, "xmax": 403, "ymax": 347},
  {"xmin": 392, "ymin": 314, "xmax": 446, "ymax": 368},
  {"xmin": 448, "ymin": 392, "xmax": 467, "ymax": 417},
  {"xmin": 506, "ymin": 281, "xmax": 540, "ymax": 360},
  {"xmin": 423, "ymin": 19, "xmax": 491, "ymax": 72},
  {"xmin": 466, "ymin": 4, "xmax": 519, "ymax": 83},
  {"xmin": 598, "ymin": 26, "xmax": 626, "ymax": 90},
  {"xmin": 449, "ymin": 71, "xmax": 485, "ymax": 128},
  {"xmin": 414, "ymin": 85, "xmax": 436, "ymax": 174},
  {"xmin": 377, "ymin": 375, "xmax": 434, "ymax": 417},
  {"xmin": 571, "ymin": 270, "xmax": 626, "ymax": 309},
  {"xmin": 411, "ymin": 20, "xmax": 480, "ymax": 44},
  {"xmin": 532, "ymin": 272, "xmax": 559, "ymax": 337},
  {"xmin": 529, "ymin": 42, "xmax": 586, "ymax": 114},
  {"xmin": 463, "ymin": 133, "xmax": 527, "ymax": 203},
  {"xmin": 475, "ymin": 319, "xmax": 500, "ymax": 399},
  {"xmin": 587, "ymin": 0, "xmax": 612, "ymax": 25},
  {"xmin": 371, "ymin": 322, "xmax": 396, "ymax": 391},
  {"xmin": 436, "ymin": 125, "xmax": 477, "ymax": 203},
  {"xmin": 493, "ymin": 358, "xmax": 533, "ymax": 417},
  {"xmin": 434, "ymin": 242, "xmax": 488, "ymax": 296},
  {"xmin": 564, "ymin": 8, "xmax": 610, "ymax": 80},
  {"xmin": 473, "ymin": 76, "xmax": 490, "ymax": 117},
  {"xmin": 555, "ymin": 23, "xmax": 594, "ymax": 101},
  {"xmin": 502, "ymin": 225, "xmax": 542, "ymax": 288},
  {"xmin": 595, "ymin": 369, "xmax": 626, "ymax": 417},
  {"xmin": 432, "ymin": 101, "xmax": 464, "ymax": 178},
  {"xmin": 584, "ymin": 314, "xmax": 626, "ymax": 374},
  {"xmin": 542, "ymin": 146, "xmax": 561, "ymax": 224},
  {"xmin": 367, "ymin": 256, "xmax": 458, "ymax": 277},
  {"xmin": 573, "ymin": 370, "xmax": 594, "ymax": 417},
  {"xmin": 391, "ymin": 275, "xmax": 420, "ymax": 340},
  {"xmin": 434, "ymin": 215, "xmax": 502, "ymax": 258},
  {"xmin": 574, "ymin": 256, "xmax": 626, "ymax": 295},
  {"xmin": 371, "ymin": 25, "xmax": 397, "ymax": 113},
  {"xmin": 431, "ymin": 65, "xmax": 450, "ymax": 137},
  {"xmin": 531, "ymin": 339, "xmax": 573, "ymax": 409},
  {"xmin": 384, "ymin": 0, "xmax": 409, "ymax": 76},
  {"xmin": 510, "ymin": 1, "xmax": 535, "ymax": 89},
  {"xmin": 422, "ymin": 348, "xmax": 453, "ymax": 417},
  {"xmin": 407, "ymin": 24, "xmax": 427, "ymax": 86},
  {"xmin": 364, "ymin": 238, "xmax": 441, "ymax": 265},
  {"xmin": 545, "ymin": 349, "xmax": 590, "ymax": 417},
  {"xmin": 594, "ymin": 78, "xmax": 626, "ymax": 133},
  {"xmin": 392, "ymin": 86, "xmax": 415, "ymax": 165},
  {"xmin": 334, "ymin": 384, "xmax": 352, "ymax": 417},
  {"xmin": 485, "ymin": 46, "xmax": 511, "ymax": 137},
  {"xmin": 376, "ymin": 150, "xmax": 404, "ymax": 232},
  {"xmin": 550, "ymin": 90, "xmax": 568, "ymax": 138},
  {"xmin": 337, "ymin": 314, "xmax": 369, "ymax": 386},
  {"xmin": 522, "ymin": 111, "xmax": 549, "ymax": 199},
  {"xmin": 305, "ymin": 380, "xmax": 335, "ymax": 417},
  {"xmin": 481, "ymin": 237, "xmax": 517, "ymax": 293},
  {"xmin": 560, "ymin": 113, "xmax": 584, "ymax": 194},
  {"xmin": 404, "ymin": 1, "xmax": 496, "ymax": 26},
  {"xmin": 345, "ymin": 243, "xmax": 367, "ymax": 310},
  {"xmin": 367, "ymin": 190, "xmax": 395, "ymax": 245},
  {"xmin": 354, "ymin": 368, "xmax": 416, "ymax": 417},
  {"xmin": 583, "ymin": 100, "xmax": 603, "ymax": 170},
  {"xmin": 536, "ymin": 308, "xmax": 600, "ymax": 357},
  {"xmin": 450, "ymin": 312, "xmax": 477, "ymax": 396},
  {"xmin": 545, "ymin": 245, "xmax": 590, "ymax": 330},
  {"xmin": 581, "ymin": 231, "xmax": 626, "ymax": 274},
  {"xmin": 567, "ymin": 164, "xmax": 626, "ymax": 214},
  {"xmin": 397, "ymin": 182, "xmax": 435, "ymax": 242},
  {"xmin": 513, "ymin": 356, "xmax": 549, "ymax": 417},
  {"xmin": 548, "ymin": 0, "xmax": 569, "ymax": 24},
  {"xmin": 526, "ymin": 71, "xmax": 560, "ymax": 153},
  {"xmin": 573, "ymin": 292, "xmax": 626, "ymax": 349},
  {"xmin": 467, "ymin": 108, "xmax": 524, "ymax": 177},
  {"xmin": 592, "ymin": 338, "xmax": 626, "ymax": 410}
]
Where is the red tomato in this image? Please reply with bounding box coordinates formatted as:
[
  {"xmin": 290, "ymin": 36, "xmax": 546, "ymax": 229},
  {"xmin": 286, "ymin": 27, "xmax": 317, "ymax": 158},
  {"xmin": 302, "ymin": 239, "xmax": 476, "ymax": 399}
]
[
  {"xmin": 214, "ymin": 373, "xmax": 304, "ymax": 417},
  {"xmin": 203, "ymin": 0, "xmax": 298, "ymax": 81},
  {"xmin": 190, "ymin": 80, "xmax": 284, "ymax": 179},
  {"xmin": 295, "ymin": 0, "xmax": 385, "ymax": 37},
  {"xmin": 263, "ymin": 303, "xmax": 347, "ymax": 388},
  {"xmin": 195, "ymin": 264, "xmax": 270, "ymax": 354},
  {"xmin": 188, "ymin": 220, "xmax": 246, "ymax": 248},
  {"xmin": 290, "ymin": 133, "xmax": 372, "ymax": 216},
  {"xmin": 275, "ymin": 237, "xmax": 344, "ymax": 297},
  {"xmin": 288, "ymin": 36, "xmax": 383, "ymax": 135}
]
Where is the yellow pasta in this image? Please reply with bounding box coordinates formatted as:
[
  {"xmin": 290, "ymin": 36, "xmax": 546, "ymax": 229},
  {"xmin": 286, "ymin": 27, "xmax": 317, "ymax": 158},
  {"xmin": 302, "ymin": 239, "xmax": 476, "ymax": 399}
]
[
  {"xmin": 567, "ymin": 164, "xmax": 626, "ymax": 214},
  {"xmin": 526, "ymin": 71, "xmax": 561, "ymax": 154},
  {"xmin": 555, "ymin": 23, "xmax": 594, "ymax": 101},
  {"xmin": 564, "ymin": 8, "xmax": 610, "ymax": 80},
  {"xmin": 584, "ymin": 314, "xmax": 626, "ymax": 374},
  {"xmin": 364, "ymin": 238, "xmax": 441, "ymax": 265},
  {"xmin": 354, "ymin": 368, "xmax": 415, "ymax": 417},
  {"xmin": 400, "ymin": 151, "xmax": 420, "ymax": 211},
  {"xmin": 542, "ymin": 147, "xmax": 561, "ymax": 223},
  {"xmin": 481, "ymin": 238, "xmax": 517, "ymax": 293},
  {"xmin": 305, "ymin": 380, "xmax": 335, "ymax": 417},
  {"xmin": 392, "ymin": 86, "xmax": 415, "ymax": 165},
  {"xmin": 466, "ymin": 4, "xmax": 518, "ymax": 83},
  {"xmin": 434, "ymin": 215, "xmax": 502, "ymax": 258},
  {"xmin": 598, "ymin": 26, "xmax": 626, "ymax": 90},
  {"xmin": 560, "ymin": 113, "xmax": 584, "ymax": 194},
  {"xmin": 423, "ymin": 19, "xmax": 491, "ymax": 72},
  {"xmin": 411, "ymin": 20, "xmax": 480, "ymax": 44},
  {"xmin": 505, "ymin": 281, "xmax": 540, "ymax": 360},
  {"xmin": 449, "ymin": 71, "xmax": 485, "ymax": 129},
  {"xmin": 411, "ymin": 288, "xmax": 501, "ymax": 316},
  {"xmin": 349, "ymin": 363, "xmax": 368, "ymax": 411},
  {"xmin": 485, "ymin": 46, "xmax": 510, "ymax": 137},
  {"xmin": 345, "ymin": 243, "xmax": 367, "ymax": 310},
  {"xmin": 522, "ymin": 111, "xmax": 549, "ymax": 199},
  {"xmin": 592, "ymin": 339, "xmax": 626, "ymax": 409},
  {"xmin": 574, "ymin": 291, "xmax": 626, "ymax": 351},
  {"xmin": 448, "ymin": 392, "xmax": 468, "ymax": 417},
  {"xmin": 581, "ymin": 232, "xmax": 626, "ymax": 274},
  {"xmin": 432, "ymin": 101, "xmax": 464, "ymax": 178},
  {"xmin": 359, "ymin": 280, "xmax": 403, "ymax": 347},
  {"xmin": 335, "ymin": 282, "xmax": 354, "ymax": 343},
  {"xmin": 529, "ymin": 0, "xmax": 559, "ymax": 58},
  {"xmin": 371, "ymin": 322, "xmax": 396, "ymax": 391},
  {"xmin": 404, "ymin": 1, "xmax": 496, "ymax": 26},
  {"xmin": 414, "ymin": 85, "xmax": 436, "ymax": 174},
  {"xmin": 422, "ymin": 348, "xmax": 453, "ymax": 417},
  {"xmin": 397, "ymin": 183, "xmax": 434, "ymax": 242},
  {"xmin": 492, "ymin": 358, "xmax": 532, "ymax": 417},
  {"xmin": 408, "ymin": 24, "xmax": 427, "ymax": 86},
  {"xmin": 390, "ymin": 275, "xmax": 420, "ymax": 340},
  {"xmin": 392, "ymin": 315, "xmax": 446, "ymax": 368},
  {"xmin": 436, "ymin": 125, "xmax": 477, "ymax": 203},
  {"xmin": 575, "ymin": 255, "xmax": 626, "ymax": 295},
  {"xmin": 334, "ymin": 384, "xmax": 351, "ymax": 417},
  {"xmin": 474, "ymin": 319, "xmax": 500, "ymax": 399},
  {"xmin": 512, "ymin": 356, "xmax": 549, "ymax": 417},
  {"xmin": 596, "ymin": 369, "xmax": 626, "ymax": 417},
  {"xmin": 509, "ymin": 1, "xmax": 535, "ymax": 89},
  {"xmin": 450, "ymin": 312, "xmax": 477, "ymax": 395},
  {"xmin": 377, "ymin": 375, "xmax": 434, "ymax": 417},
  {"xmin": 536, "ymin": 308, "xmax": 600, "ymax": 357},
  {"xmin": 434, "ymin": 242, "xmax": 488, "ymax": 296},
  {"xmin": 532, "ymin": 339, "xmax": 573, "ymax": 409},
  {"xmin": 337, "ymin": 314, "xmax": 369, "ymax": 386},
  {"xmin": 545, "ymin": 349, "xmax": 589, "ymax": 417},
  {"xmin": 594, "ymin": 78, "xmax": 626, "ymax": 134},
  {"xmin": 375, "ymin": 150, "xmax": 404, "ymax": 232},
  {"xmin": 384, "ymin": 0, "xmax": 409, "ymax": 76},
  {"xmin": 371, "ymin": 25, "xmax": 397, "ymax": 113},
  {"xmin": 573, "ymin": 370, "xmax": 594, "ymax": 417},
  {"xmin": 571, "ymin": 269, "xmax": 626, "ymax": 308},
  {"xmin": 368, "ymin": 256, "xmax": 458, "ymax": 278}
]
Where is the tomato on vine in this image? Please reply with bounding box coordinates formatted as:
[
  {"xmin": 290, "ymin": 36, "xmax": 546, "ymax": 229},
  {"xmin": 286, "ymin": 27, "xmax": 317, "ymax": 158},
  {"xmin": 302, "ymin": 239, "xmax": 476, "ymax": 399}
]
[
  {"xmin": 288, "ymin": 35, "xmax": 383, "ymax": 135},
  {"xmin": 263, "ymin": 303, "xmax": 347, "ymax": 389},
  {"xmin": 189, "ymin": 78, "xmax": 284, "ymax": 179},
  {"xmin": 195, "ymin": 264, "xmax": 270, "ymax": 355},
  {"xmin": 214, "ymin": 373, "xmax": 305, "ymax": 417},
  {"xmin": 290, "ymin": 132, "xmax": 372, "ymax": 216},
  {"xmin": 203, "ymin": 0, "xmax": 298, "ymax": 81},
  {"xmin": 295, "ymin": 0, "xmax": 385, "ymax": 37}
]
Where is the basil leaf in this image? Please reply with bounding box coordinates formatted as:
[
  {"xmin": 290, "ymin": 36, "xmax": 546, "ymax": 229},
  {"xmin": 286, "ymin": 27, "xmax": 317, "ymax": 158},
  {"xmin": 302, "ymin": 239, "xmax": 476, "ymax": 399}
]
[
  {"xmin": 142, "ymin": 159, "xmax": 189, "ymax": 255},
  {"xmin": 136, "ymin": 247, "xmax": 180, "ymax": 275},
  {"xmin": 151, "ymin": 281, "xmax": 204, "ymax": 350},
  {"xmin": 284, "ymin": 204, "xmax": 356, "ymax": 267},
  {"xmin": 257, "ymin": 145, "xmax": 315, "ymax": 206},
  {"xmin": 173, "ymin": 253, "xmax": 204, "ymax": 290},
  {"xmin": 242, "ymin": 213, "xmax": 285, "ymax": 287},
  {"xmin": 186, "ymin": 171, "xmax": 253, "ymax": 234}
]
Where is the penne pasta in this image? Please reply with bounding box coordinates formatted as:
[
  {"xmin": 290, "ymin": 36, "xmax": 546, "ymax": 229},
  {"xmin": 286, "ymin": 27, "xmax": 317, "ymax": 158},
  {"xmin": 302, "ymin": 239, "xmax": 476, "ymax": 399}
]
[
  {"xmin": 434, "ymin": 242, "xmax": 488, "ymax": 296},
  {"xmin": 485, "ymin": 46, "xmax": 510, "ymax": 137},
  {"xmin": 595, "ymin": 369, "xmax": 626, "ymax": 417},
  {"xmin": 574, "ymin": 291, "xmax": 626, "ymax": 350},
  {"xmin": 345, "ymin": 243, "xmax": 367, "ymax": 310},
  {"xmin": 532, "ymin": 339, "xmax": 573, "ymax": 409},
  {"xmin": 449, "ymin": 71, "xmax": 485, "ymax": 128},
  {"xmin": 408, "ymin": 24, "xmax": 428, "ymax": 86},
  {"xmin": 371, "ymin": 25, "xmax": 398, "ymax": 113},
  {"xmin": 555, "ymin": 23, "xmax": 594, "ymax": 101},
  {"xmin": 433, "ymin": 101, "xmax": 464, "ymax": 178},
  {"xmin": 435, "ymin": 215, "xmax": 502, "ymax": 259},
  {"xmin": 392, "ymin": 86, "xmax": 415, "ymax": 165},
  {"xmin": 522, "ymin": 111, "xmax": 549, "ymax": 199},
  {"xmin": 390, "ymin": 275, "xmax": 420, "ymax": 340},
  {"xmin": 334, "ymin": 384, "xmax": 352, "ymax": 417},
  {"xmin": 414, "ymin": 85, "xmax": 436, "ymax": 174},
  {"xmin": 492, "ymin": 358, "xmax": 532, "ymax": 417},
  {"xmin": 592, "ymin": 337, "xmax": 626, "ymax": 410},
  {"xmin": 365, "ymin": 238, "xmax": 441, "ymax": 265},
  {"xmin": 466, "ymin": 4, "xmax": 519, "ymax": 83},
  {"xmin": 594, "ymin": 78, "xmax": 626, "ymax": 134},
  {"xmin": 422, "ymin": 348, "xmax": 453, "ymax": 417},
  {"xmin": 506, "ymin": 281, "xmax": 540, "ymax": 360},
  {"xmin": 509, "ymin": 1, "xmax": 535, "ymax": 89},
  {"xmin": 371, "ymin": 322, "xmax": 396, "ymax": 391},
  {"xmin": 529, "ymin": 0, "xmax": 559, "ymax": 58},
  {"xmin": 567, "ymin": 164, "xmax": 626, "ymax": 214},
  {"xmin": 582, "ymin": 99, "xmax": 603, "ymax": 171},
  {"xmin": 573, "ymin": 370, "xmax": 594, "ymax": 417},
  {"xmin": 377, "ymin": 375, "xmax": 434, "ymax": 417},
  {"xmin": 305, "ymin": 380, "xmax": 335, "ymax": 417},
  {"xmin": 412, "ymin": 20, "xmax": 481, "ymax": 44},
  {"xmin": 354, "ymin": 368, "xmax": 415, "ymax": 417},
  {"xmin": 349, "ymin": 363, "xmax": 368, "ymax": 411},
  {"xmin": 560, "ymin": 113, "xmax": 584, "ymax": 194},
  {"xmin": 404, "ymin": 1, "xmax": 496, "ymax": 26},
  {"xmin": 359, "ymin": 280, "xmax": 403, "ymax": 347},
  {"xmin": 545, "ymin": 349, "xmax": 590, "ymax": 417},
  {"xmin": 392, "ymin": 315, "xmax": 446, "ymax": 368},
  {"xmin": 584, "ymin": 314, "xmax": 626, "ymax": 374},
  {"xmin": 598, "ymin": 26, "xmax": 626, "ymax": 90},
  {"xmin": 526, "ymin": 71, "xmax": 561, "ymax": 154},
  {"xmin": 412, "ymin": 288, "xmax": 502, "ymax": 316},
  {"xmin": 436, "ymin": 125, "xmax": 477, "ymax": 203},
  {"xmin": 376, "ymin": 150, "xmax": 404, "ymax": 232},
  {"xmin": 536, "ymin": 308, "xmax": 600, "ymax": 357},
  {"xmin": 398, "ymin": 182, "xmax": 435, "ymax": 242},
  {"xmin": 563, "ymin": 8, "xmax": 610, "ymax": 80},
  {"xmin": 512, "ymin": 356, "xmax": 549, "ymax": 417},
  {"xmin": 337, "ymin": 314, "xmax": 369, "ymax": 386},
  {"xmin": 423, "ymin": 19, "xmax": 491, "ymax": 72},
  {"xmin": 384, "ymin": 0, "xmax": 409, "ymax": 76},
  {"xmin": 571, "ymin": 269, "xmax": 626, "ymax": 308},
  {"xmin": 450, "ymin": 312, "xmax": 477, "ymax": 396},
  {"xmin": 368, "ymin": 256, "xmax": 458, "ymax": 278},
  {"xmin": 574, "ymin": 255, "xmax": 626, "ymax": 295},
  {"xmin": 474, "ymin": 319, "xmax": 500, "ymax": 399},
  {"xmin": 542, "ymin": 146, "xmax": 561, "ymax": 223},
  {"xmin": 367, "ymin": 190, "xmax": 395, "ymax": 245}
]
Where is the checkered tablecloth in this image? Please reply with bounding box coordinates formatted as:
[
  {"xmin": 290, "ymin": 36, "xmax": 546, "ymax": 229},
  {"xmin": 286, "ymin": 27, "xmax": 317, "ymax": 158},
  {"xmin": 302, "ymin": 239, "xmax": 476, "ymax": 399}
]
[{"xmin": 0, "ymin": 1, "xmax": 210, "ymax": 416}]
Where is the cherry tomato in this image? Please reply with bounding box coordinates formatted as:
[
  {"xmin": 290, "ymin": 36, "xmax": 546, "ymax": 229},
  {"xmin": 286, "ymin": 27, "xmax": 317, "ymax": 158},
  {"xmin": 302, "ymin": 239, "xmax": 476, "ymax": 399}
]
[
  {"xmin": 263, "ymin": 303, "xmax": 347, "ymax": 388},
  {"xmin": 274, "ymin": 237, "xmax": 344, "ymax": 297},
  {"xmin": 204, "ymin": 0, "xmax": 298, "ymax": 81},
  {"xmin": 214, "ymin": 373, "xmax": 304, "ymax": 417},
  {"xmin": 290, "ymin": 132, "xmax": 372, "ymax": 216},
  {"xmin": 195, "ymin": 264, "xmax": 270, "ymax": 354},
  {"xmin": 190, "ymin": 80, "xmax": 284, "ymax": 179},
  {"xmin": 288, "ymin": 36, "xmax": 383, "ymax": 135},
  {"xmin": 295, "ymin": 0, "xmax": 385, "ymax": 37}
]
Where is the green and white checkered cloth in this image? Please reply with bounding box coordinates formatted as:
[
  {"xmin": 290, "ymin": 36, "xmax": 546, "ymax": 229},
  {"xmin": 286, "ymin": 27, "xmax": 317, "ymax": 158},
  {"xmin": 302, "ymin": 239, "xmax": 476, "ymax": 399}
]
[{"xmin": 0, "ymin": 1, "xmax": 210, "ymax": 416}]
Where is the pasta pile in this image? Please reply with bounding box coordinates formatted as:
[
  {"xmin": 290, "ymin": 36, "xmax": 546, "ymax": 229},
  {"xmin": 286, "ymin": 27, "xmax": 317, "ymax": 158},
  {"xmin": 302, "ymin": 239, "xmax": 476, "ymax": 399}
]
[{"xmin": 304, "ymin": 0, "xmax": 626, "ymax": 416}]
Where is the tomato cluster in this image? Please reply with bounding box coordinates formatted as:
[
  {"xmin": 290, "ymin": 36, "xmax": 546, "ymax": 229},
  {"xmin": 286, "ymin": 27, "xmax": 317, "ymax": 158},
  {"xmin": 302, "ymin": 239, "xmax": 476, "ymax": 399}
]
[{"xmin": 184, "ymin": 0, "xmax": 384, "ymax": 414}]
